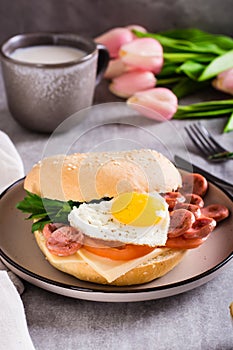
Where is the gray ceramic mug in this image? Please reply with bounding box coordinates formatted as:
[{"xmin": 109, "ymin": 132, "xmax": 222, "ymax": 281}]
[{"xmin": 0, "ymin": 33, "xmax": 109, "ymax": 132}]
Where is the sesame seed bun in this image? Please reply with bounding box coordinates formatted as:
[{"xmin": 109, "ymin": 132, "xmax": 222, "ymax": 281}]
[{"xmin": 24, "ymin": 149, "xmax": 181, "ymax": 201}]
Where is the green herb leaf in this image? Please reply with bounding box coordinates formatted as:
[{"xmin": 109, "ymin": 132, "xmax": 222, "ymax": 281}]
[
  {"xmin": 32, "ymin": 218, "xmax": 51, "ymax": 233},
  {"xmin": 17, "ymin": 191, "xmax": 113, "ymax": 233},
  {"xmin": 16, "ymin": 191, "xmax": 82, "ymax": 232}
]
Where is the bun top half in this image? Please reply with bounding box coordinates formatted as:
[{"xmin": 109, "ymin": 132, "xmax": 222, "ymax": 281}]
[{"xmin": 24, "ymin": 149, "xmax": 182, "ymax": 201}]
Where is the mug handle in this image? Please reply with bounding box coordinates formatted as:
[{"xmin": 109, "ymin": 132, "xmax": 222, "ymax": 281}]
[{"xmin": 95, "ymin": 43, "xmax": 109, "ymax": 85}]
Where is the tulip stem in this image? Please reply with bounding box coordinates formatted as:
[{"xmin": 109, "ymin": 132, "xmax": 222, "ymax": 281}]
[
  {"xmin": 174, "ymin": 100, "xmax": 233, "ymax": 131},
  {"xmin": 223, "ymin": 112, "xmax": 233, "ymax": 133}
]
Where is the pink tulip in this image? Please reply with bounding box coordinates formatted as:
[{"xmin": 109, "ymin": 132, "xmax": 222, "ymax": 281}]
[
  {"xmin": 125, "ymin": 25, "xmax": 148, "ymax": 36},
  {"xmin": 109, "ymin": 71, "xmax": 156, "ymax": 98},
  {"xmin": 104, "ymin": 58, "xmax": 135, "ymax": 79},
  {"xmin": 119, "ymin": 38, "xmax": 163, "ymax": 74},
  {"xmin": 127, "ymin": 88, "xmax": 178, "ymax": 121},
  {"xmin": 212, "ymin": 68, "xmax": 233, "ymax": 95},
  {"xmin": 95, "ymin": 28, "xmax": 134, "ymax": 58}
]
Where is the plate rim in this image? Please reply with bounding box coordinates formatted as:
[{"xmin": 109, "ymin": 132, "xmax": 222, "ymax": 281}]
[{"xmin": 0, "ymin": 177, "xmax": 232, "ymax": 295}]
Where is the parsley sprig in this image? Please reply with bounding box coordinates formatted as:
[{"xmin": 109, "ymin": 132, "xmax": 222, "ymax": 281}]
[
  {"xmin": 17, "ymin": 191, "xmax": 112, "ymax": 233},
  {"xmin": 16, "ymin": 191, "xmax": 81, "ymax": 232}
]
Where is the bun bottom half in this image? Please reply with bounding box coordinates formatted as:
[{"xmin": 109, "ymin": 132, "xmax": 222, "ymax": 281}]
[{"xmin": 34, "ymin": 231, "xmax": 186, "ymax": 286}]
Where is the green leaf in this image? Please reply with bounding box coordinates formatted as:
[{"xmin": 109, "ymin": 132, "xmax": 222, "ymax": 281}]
[
  {"xmin": 16, "ymin": 191, "xmax": 81, "ymax": 232},
  {"xmin": 156, "ymin": 77, "xmax": 181, "ymax": 85},
  {"xmin": 159, "ymin": 28, "xmax": 233, "ymax": 53},
  {"xmin": 32, "ymin": 218, "xmax": 51, "ymax": 233},
  {"xmin": 157, "ymin": 63, "xmax": 180, "ymax": 77},
  {"xmin": 176, "ymin": 60, "xmax": 206, "ymax": 80},
  {"xmin": 213, "ymin": 35, "xmax": 233, "ymax": 51},
  {"xmin": 223, "ymin": 112, "xmax": 233, "ymax": 133},
  {"xmin": 17, "ymin": 191, "xmax": 113, "ymax": 233},
  {"xmin": 164, "ymin": 53, "xmax": 215, "ymax": 63},
  {"xmin": 158, "ymin": 28, "xmax": 210, "ymax": 40},
  {"xmin": 172, "ymin": 78, "xmax": 209, "ymax": 98},
  {"xmin": 133, "ymin": 29, "xmax": 225, "ymax": 55},
  {"xmin": 199, "ymin": 49, "xmax": 233, "ymax": 81}
]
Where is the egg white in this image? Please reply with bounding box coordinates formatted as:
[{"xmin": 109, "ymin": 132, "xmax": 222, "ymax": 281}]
[{"xmin": 68, "ymin": 193, "xmax": 170, "ymax": 247}]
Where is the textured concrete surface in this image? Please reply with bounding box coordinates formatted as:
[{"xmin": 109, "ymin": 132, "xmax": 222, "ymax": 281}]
[
  {"xmin": 0, "ymin": 0, "xmax": 233, "ymax": 46},
  {"xmin": 0, "ymin": 1, "xmax": 233, "ymax": 349}
]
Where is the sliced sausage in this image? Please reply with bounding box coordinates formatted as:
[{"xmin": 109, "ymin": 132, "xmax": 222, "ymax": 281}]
[
  {"xmin": 175, "ymin": 203, "xmax": 202, "ymax": 219},
  {"xmin": 183, "ymin": 217, "xmax": 216, "ymax": 239},
  {"xmin": 184, "ymin": 193, "xmax": 204, "ymax": 208},
  {"xmin": 42, "ymin": 223, "xmax": 65, "ymax": 239},
  {"xmin": 201, "ymin": 204, "xmax": 229, "ymax": 222},
  {"xmin": 181, "ymin": 173, "xmax": 208, "ymax": 197},
  {"xmin": 46, "ymin": 225, "xmax": 84, "ymax": 256},
  {"xmin": 168, "ymin": 209, "xmax": 195, "ymax": 238},
  {"xmin": 163, "ymin": 192, "xmax": 185, "ymax": 210},
  {"xmin": 166, "ymin": 236, "xmax": 208, "ymax": 249}
]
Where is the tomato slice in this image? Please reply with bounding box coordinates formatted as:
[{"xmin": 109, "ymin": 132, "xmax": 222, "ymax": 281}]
[
  {"xmin": 165, "ymin": 236, "xmax": 208, "ymax": 249},
  {"xmin": 83, "ymin": 244, "xmax": 155, "ymax": 260}
]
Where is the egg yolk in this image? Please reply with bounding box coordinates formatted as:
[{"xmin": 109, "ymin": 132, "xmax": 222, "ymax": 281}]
[{"xmin": 111, "ymin": 192, "xmax": 165, "ymax": 226}]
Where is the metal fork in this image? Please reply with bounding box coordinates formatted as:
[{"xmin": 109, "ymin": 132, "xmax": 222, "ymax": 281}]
[{"xmin": 185, "ymin": 122, "xmax": 233, "ymax": 162}]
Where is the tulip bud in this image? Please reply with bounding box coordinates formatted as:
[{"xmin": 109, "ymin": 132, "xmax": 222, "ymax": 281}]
[
  {"xmin": 125, "ymin": 25, "xmax": 148, "ymax": 36},
  {"xmin": 119, "ymin": 38, "xmax": 163, "ymax": 74},
  {"xmin": 104, "ymin": 58, "xmax": 134, "ymax": 79},
  {"xmin": 212, "ymin": 68, "xmax": 233, "ymax": 95},
  {"xmin": 95, "ymin": 28, "xmax": 134, "ymax": 58},
  {"xmin": 109, "ymin": 71, "xmax": 156, "ymax": 98},
  {"xmin": 127, "ymin": 88, "xmax": 178, "ymax": 121}
]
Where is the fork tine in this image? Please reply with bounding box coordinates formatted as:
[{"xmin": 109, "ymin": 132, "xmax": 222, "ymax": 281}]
[
  {"xmin": 185, "ymin": 125, "xmax": 210, "ymax": 156},
  {"xmin": 192, "ymin": 123, "xmax": 218, "ymax": 154},
  {"xmin": 197, "ymin": 122, "xmax": 227, "ymax": 153},
  {"xmin": 185, "ymin": 122, "xmax": 232, "ymax": 162}
]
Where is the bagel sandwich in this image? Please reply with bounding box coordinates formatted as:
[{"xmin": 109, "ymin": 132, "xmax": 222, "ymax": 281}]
[{"xmin": 17, "ymin": 149, "xmax": 189, "ymax": 286}]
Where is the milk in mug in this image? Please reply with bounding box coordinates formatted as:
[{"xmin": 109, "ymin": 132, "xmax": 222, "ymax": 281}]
[{"xmin": 10, "ymin": 45, "xmax": 86, "ymax": 64}]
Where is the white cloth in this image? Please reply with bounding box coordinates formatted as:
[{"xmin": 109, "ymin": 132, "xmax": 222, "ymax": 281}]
[
  {"xmin": 0, "ymin": 272, "xmax": 35, "ymax": 350},
  {"xmin": 0, "ymin": 132, "xmax": 35, "ymax": 349},
  {"xmin": 0, "ymin": 260, "xmax": 24, "ymax": 295},
  {"xmin": 0, "ymin": 130, "xmax": 24, "ymax": 194},
  {"xmin": 0, "ymin": 131, "xmax": 25, "ymax": 291}
]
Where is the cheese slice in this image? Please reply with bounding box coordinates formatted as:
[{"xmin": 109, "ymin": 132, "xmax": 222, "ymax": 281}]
[
  {"xmin": 45, "ymin": 250, "xmax": 83, "ymax": 263},
  {"xmin": 41, "ymin": 236, "xmax": 169, "ymax": 283},
  {"xmin": 77, "ymin": 247, "xmax": 169, "ymax": 283}
]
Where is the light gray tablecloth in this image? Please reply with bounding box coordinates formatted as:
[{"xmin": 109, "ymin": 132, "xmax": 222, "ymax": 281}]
[{"xmin": 0, "ymin": 70, "xmax": 233, "ymax": 349}]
